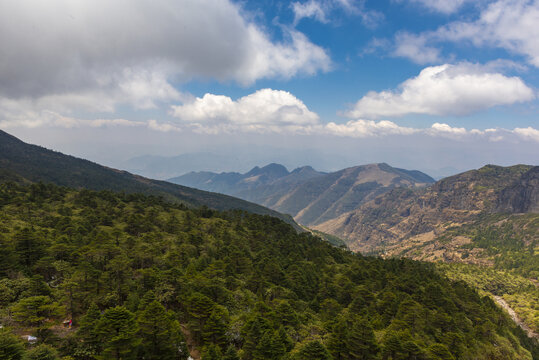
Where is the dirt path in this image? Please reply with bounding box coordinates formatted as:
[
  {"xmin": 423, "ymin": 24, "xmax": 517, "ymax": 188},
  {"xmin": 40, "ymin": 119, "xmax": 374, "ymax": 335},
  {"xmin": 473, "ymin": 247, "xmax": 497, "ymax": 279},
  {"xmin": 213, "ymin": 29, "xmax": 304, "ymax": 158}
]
[
  {"xmin": 180, "ymin": 324, "xmax": 201, "ymax": 360},
  {"xmin": 494, "ymin": 296, "xmax": 538, "ymax": 340}
]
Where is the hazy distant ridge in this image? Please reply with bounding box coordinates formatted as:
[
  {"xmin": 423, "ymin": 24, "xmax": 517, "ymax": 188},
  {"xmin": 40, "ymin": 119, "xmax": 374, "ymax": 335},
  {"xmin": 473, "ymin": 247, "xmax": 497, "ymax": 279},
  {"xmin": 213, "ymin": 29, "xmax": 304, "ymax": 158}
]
[{"xmin": 170, "ymin": 162, "xmax": 435, "ymax": 226}]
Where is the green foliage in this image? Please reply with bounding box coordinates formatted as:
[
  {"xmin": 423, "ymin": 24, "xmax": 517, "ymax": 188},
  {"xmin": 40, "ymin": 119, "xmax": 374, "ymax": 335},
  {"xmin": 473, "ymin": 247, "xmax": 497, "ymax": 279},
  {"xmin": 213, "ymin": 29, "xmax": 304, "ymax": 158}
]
[
  {"xmin": 12, "ymin": 296, "xmax": 63, "ymax": 327},
  {"xmin": 95, "ymin": 306, "xmax": 140, "ymax": 360},
  {"xmin": 138, "ymin": 300, "xmax": 187, "ymax": 360},
  {"xmin": 294, "ymin": 340, "xmax": 332, "ymax": 360},
  {"xmin": 22, "ymin": 344, "xmax": 59, "ymax": 360},
  {"xmin": 0, "ymin": 328, "xmax": 25, "ymax": 360},
  {"xmin": 0, "ymin": 183, "xmax": 536, "ymax": 360}
]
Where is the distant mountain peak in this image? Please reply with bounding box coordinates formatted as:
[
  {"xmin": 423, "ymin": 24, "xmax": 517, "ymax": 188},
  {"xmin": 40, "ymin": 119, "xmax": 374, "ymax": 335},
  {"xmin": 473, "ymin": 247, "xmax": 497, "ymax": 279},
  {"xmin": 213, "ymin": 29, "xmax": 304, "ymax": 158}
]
[
  {"xmin": 0, "ymin": 130, "xmax": 300, "ymax": 229},
  {"xmin": 246, "ymin": 163, "xmax": 289, "ymax": 178}
]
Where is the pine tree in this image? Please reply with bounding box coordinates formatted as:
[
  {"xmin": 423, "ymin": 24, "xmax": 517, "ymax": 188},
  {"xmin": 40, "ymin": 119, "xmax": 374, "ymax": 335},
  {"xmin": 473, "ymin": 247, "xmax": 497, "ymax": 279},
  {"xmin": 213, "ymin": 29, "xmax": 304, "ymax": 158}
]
[
  {"xmin": 95, "ymin": 306, "xmax": 140, "ymax": 360},
  {"xmin": 22, "ymin": 344, "xmax": 59, "ymax": 360},
  {"xmin": 138, "ymin": 300, "xmax": 187, "ymax": 360},
  {"xmin": 255, "ymin": 330, "xmax": 286, "ymax": 360},
  {"xmin": 203, "ymin": 305, "xmax": 230, "ymax": 347},
  {"xmin": 0, "ymin": 328, "xmax": 25, "ymax": 360},
  {"xmin": 295, "ymin": 340, "xmax": 332, "ymax": 360},
  {"xmin": 187, "ymin": 292, "xmax": 215, "ymax": 338},
  {"xmin": 76, "ymin": 302, "xmax": 102, "ymax": 355},
  {"xmin": 277, "ymin": 326, "xmax": 294, "ymax": 352},
  {"xmin": 241, "ymin": 315, "xmax": 272, "ymax": 359},
  {"xmin": 12, "ymin": 296, "xmax": 63, "ymax": 328},
  {"xmin": 347, "ymin": 318, "xmax": 380, "ymax": 360},
  {"xmin": 427, "ymin": 344, "xmax": 455, "ymax": 360},
  {"xmin": 202, "ymin": 344, "xmax": 223, "ymax": 360},
  {"xmin": 327, "ymin": 318, "xmax": 349, "ymax": 360},
  {"xmin": 223, "ymin": 345, "xmax": 240, "ymax": 360},
  {"xmin": 14, "ymin": 228, "xmax": 45, "ymax": 269}
]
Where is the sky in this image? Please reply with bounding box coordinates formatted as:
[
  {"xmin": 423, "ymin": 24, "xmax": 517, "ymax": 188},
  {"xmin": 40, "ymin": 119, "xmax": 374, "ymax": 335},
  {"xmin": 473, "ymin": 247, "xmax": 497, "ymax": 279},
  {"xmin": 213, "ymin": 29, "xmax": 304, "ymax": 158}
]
[{"xmin": 0, "ymin": 0, "xmax": 538, "ymax": 178}]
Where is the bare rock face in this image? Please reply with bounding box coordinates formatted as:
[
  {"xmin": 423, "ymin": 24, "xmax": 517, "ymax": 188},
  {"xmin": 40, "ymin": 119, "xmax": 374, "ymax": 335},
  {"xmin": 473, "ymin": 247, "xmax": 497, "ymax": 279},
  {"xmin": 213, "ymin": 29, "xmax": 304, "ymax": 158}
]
[
  {"xmin": 497, "ymin": 166, "xmax": 539, "ymax": 213},
  {"xmin": 315, "ymin": 164, "xmax": 537, "ymax": 255}
]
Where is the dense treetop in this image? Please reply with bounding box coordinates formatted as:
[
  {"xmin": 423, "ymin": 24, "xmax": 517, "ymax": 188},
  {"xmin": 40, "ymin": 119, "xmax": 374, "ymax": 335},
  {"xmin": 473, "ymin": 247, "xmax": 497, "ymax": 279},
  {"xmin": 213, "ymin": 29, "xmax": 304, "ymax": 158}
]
[{"xmin": 0, "ymin": 182, "xmax": 536, "ymax": 359}]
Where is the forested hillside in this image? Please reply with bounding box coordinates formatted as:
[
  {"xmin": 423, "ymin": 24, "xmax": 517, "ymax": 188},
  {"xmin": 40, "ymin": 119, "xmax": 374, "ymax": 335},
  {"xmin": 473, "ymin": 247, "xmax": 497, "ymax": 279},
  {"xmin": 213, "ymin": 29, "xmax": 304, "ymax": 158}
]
[
  {"xmin": 0, "ymin": 130, "xmax": 298, "ymax": 229},
  {"xmin": 0, "ymin": 182, "xmax": 536, "ymax": 359},
  {"xmin": 314, "ymin": 164, "xmax": 539, "ymax": 339}
]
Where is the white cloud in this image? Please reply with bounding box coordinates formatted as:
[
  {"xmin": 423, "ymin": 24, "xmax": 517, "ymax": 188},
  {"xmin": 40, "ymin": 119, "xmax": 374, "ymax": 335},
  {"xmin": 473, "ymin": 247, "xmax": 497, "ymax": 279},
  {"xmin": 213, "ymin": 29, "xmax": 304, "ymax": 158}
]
[
  {"xmin": 344, "ymin": 63, "xmax": 535, "ymax": 118},
  {"xmin": 513, "ymin": 127, "xmax": 539, "ymax": 142},
  {"xmin": 147, "ymin": 119, "xmax": 182, "ymax": 133},
  {"xmin": 3, "ymin": 86, "xmax": 538, "ymax": 144},
  {"xmin": 0, "ymin": 100, "xmax": 145, "ymax": 129},
  {"xmin": 437, "ymin": 0, "xmax": 539, "ymax": 66},
  {"xmin": 325, "ymin": 119, "xmax": 417, "ymax": 137},
  {"xmin": 292, "ymin": 0, "xmax": 329, "ymax": 24},
  {"xmin": 393, "ymin": 0, "xmax": 539, "ymax": 67},
  {"xmin": 0, "ymin": 0, "xmax": 330, "ymax": 128},
  {"xmin": 171, "ymin": 89, "xmax": 320, "ymax": 134},
  {"xmin": 292, "ymin": 0, "xmax": 383, "ymax": 27},
  {"xmin": 393, "ymin": 32, "xmax": 442, "ymax": 64}
]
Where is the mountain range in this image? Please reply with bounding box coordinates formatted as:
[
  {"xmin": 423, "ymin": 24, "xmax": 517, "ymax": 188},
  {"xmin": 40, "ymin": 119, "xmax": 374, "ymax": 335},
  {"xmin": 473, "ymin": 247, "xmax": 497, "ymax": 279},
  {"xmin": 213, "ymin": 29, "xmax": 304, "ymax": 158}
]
[
  {"xmin": 314, "ymin": 164, "xmax": 538, "ymax": 260},
  {"xmin": 0, "ymin": 130, "xmax": 299, "ymax": 229},
  {"xmin": 170, "ymin": 162, "xmax": 435, "ymax": 226}
]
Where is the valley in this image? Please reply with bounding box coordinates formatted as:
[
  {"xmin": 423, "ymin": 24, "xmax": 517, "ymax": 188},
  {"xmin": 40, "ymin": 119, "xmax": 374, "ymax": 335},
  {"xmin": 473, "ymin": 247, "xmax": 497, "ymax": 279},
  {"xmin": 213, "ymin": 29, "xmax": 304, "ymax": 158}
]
[
  {"xmin": 0, "ymin": 131, "xmax": 537, "ymax": 359},
  {"xmin": 172, "ymin": 160, "xmax": 539, "ymax": 340}
]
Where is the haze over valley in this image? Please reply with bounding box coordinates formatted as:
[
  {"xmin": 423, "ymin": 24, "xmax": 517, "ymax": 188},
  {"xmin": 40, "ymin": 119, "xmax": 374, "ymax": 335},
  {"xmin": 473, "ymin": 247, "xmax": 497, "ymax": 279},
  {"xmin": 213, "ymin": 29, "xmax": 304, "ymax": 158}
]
[{"xmin": 1, "ymin": 0, "xmax": 538, "ymax": 359}]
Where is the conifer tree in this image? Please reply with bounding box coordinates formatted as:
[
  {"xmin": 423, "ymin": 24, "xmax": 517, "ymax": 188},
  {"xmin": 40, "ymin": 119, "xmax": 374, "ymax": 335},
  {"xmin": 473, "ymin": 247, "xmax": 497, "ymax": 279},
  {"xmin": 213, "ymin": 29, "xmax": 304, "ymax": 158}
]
[
  {"xmin": 327, "ymin": 318, "xmax": 349, "ymax": 360},
  {"xmin": 347, "ymin": 317, "xmax": 379, "ymax": 359},
  {"xmin": 0, "ymin": 328, "xmax": 24, "ymax": 360},
  {"xmin": 255, "ymin": 330, "xmax": 286, "ymax": 360},
  {"xmin": 203, "ymin": 305, "xmax": 230, "ymax": 347},
  {"xmin": 76, "ymin": 302, "xmax": 102, "ymax": 355},
  {"xmin": 202, "ymin": 344, "xmax": 223, "ymax": 360},
  {"xmin": 95, "ymin": 306, "xmax": 140, "ymax": 360},
  {"xmin": 22, "ymin": 344, "xmax": 59, "ymax": 360},
  {"xmin": 138, "ymin": 300, "xmax": 187, "ymax": 360},
  {"xmin": 223, "ymin": 345, "xmax": 240, "ymax": 360},
  {"xmin": 295, "ymin": 340, "xmax": 332, "ymax": 360},
  {"xmin": 427, "ymin": 344, "xmax": 455, "ymax": 360}
]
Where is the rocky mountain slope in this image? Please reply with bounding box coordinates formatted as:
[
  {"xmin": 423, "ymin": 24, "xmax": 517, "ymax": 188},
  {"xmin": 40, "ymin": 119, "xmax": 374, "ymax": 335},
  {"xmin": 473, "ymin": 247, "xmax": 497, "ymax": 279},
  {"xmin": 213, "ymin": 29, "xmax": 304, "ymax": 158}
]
[
  {"xmin": 315, "ymin": 165, "xmax": 538, "ymax": 257},
  {"xmin": 0, "ymin": 130, "xmax": 299, "ymax": 228},
  {"xmin": 170, "ymin": 162, "xmax": 434, "ymax": 226}
]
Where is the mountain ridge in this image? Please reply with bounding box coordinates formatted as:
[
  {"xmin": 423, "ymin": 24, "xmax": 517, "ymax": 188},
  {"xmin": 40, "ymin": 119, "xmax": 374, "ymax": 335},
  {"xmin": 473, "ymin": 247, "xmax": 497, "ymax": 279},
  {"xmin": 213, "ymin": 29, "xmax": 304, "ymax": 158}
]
[
  {"xmin": 170, "ymin": 162, "xmax": 435, "ymax": 227},
  {"xmin": 0, "ymin": 130, "xmax": 300, "ymax": 229},
  {"xmin": 314, "ymin": 164, "xmax": 538, "ymax": 255}
]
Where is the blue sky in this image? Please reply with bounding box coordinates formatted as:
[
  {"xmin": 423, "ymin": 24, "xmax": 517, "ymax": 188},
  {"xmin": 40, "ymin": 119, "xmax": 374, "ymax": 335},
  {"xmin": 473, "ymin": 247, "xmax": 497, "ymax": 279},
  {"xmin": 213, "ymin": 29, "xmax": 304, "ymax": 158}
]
[{"xmin": 0, "ymin": 0, "xmax": 538, "ymax": 177}]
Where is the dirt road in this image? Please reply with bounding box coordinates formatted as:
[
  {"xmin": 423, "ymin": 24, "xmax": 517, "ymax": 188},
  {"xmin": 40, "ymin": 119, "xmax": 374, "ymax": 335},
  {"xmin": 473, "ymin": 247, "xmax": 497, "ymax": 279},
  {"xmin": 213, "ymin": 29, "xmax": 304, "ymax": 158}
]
[{"xmin": 494, "ymin": 296, "xmax": 538, "ymax": 340}]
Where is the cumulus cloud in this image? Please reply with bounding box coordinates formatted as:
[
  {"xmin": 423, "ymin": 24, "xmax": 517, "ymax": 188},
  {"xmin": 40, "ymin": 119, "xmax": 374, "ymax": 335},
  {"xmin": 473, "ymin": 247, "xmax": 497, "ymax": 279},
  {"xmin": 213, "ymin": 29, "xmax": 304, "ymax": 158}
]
[
  {"xmin": 513, "ymin": 127, "xmax": 539, "ymax": 142},
  {"xmin": 292, "ymin": 0, "xmax": 383, "ymax": 27},
  {"xmin": 0, "ymin": 0, "xmax": 330, "ymax": 128},
  {"xmin": 325, "ymin": 119, "xmax": 417, "ymax": 137},
  {"xmin": 393, "ymin": 0, "xmax": 539, "ymax": 67},
  {"xmin": 3, "ymin": 84, "xmax": 538, "ymax": 144},
  {"xmin": 344, "ymin": 63, "xmax": 535, "ymax": 118},
  {"xmin": 171, "ymin": 89, "xmax": 320, "ymax": 134}
]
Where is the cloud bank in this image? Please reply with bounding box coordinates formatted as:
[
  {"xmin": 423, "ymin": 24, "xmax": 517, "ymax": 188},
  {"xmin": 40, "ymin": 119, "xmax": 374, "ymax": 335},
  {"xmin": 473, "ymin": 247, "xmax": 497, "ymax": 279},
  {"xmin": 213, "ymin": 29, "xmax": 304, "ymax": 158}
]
[
  {"xmin": 2, "ymin": 88, "xmax": 538, "ymax": 144},
  {"xmin": 345, "ymin": 63, "xmax": 535, "ymax": 118},
  {"xmin": 0, "ymin": 0, "xmax": 330, "ymax": 123}
]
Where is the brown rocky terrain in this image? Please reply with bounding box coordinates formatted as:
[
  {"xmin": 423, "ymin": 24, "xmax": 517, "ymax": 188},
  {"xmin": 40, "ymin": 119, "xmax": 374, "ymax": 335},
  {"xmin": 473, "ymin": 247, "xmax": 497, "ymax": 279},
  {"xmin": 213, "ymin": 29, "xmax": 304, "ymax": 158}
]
[{"xmin": 315, "ymin": 165, "xmax": 538, "ymax": 261}]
